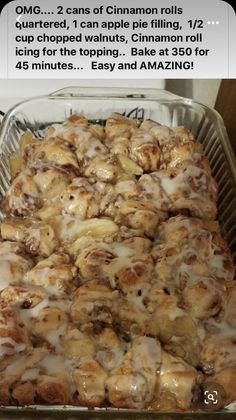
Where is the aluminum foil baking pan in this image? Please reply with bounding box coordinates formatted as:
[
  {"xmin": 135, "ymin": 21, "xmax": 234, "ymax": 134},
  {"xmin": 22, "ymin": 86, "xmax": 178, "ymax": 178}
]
[{"xmin": 0, "ymin": 87, "xmax": 236, "ymax": 419}]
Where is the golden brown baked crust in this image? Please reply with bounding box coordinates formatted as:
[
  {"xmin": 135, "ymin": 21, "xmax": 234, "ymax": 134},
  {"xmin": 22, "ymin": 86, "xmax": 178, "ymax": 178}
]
[{"xmin": 0, "ymin": 113, "xmax": 235, "ymax": 410}]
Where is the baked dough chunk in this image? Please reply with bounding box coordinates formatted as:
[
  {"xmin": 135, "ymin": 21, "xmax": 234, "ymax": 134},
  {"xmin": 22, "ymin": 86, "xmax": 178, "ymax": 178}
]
[
  {"xmin": 71, "ymin": 280, "xmax": 119, "ymax": 330},
  {"xmin": 33, "ymin": 353, "xmax": 74, "ymax": 404},
  {"xmin": 0, "ymin": 241, "xmax": 32, "ymax": 291},
  {"xmin": 116, "ymin": 299, "xmax": 151, "ymax": 337},
  {"xmin": 1, "ymin": 168, "xmax": 42, "ymax": 216},
  {"xmin": 36, "ymin": 374, "xmax": 72, "ymax": 404},
  {"xmin": 106, "ymin": 337, "xmax": 161, "ymax": 408},
  {"xmin": 59, "ymin": 177, "xmax": 101, "ymax": 218},
  {"xmin": 51, "ymin": 216, "xmax": 119, "ymax": 245},
  {"xmin": 150, "ymin": 351, "xmax": 198, "ymax": 411},
  {"xmin": 21, "ymin": 304, "xmax": 68, "ymax": 353},
  {"xmin": 110, "ymin": 166, "xmax": 218, "ymax": 221},
  {"xmin": 0, "ymin": 304, "xmax": 31, "ymax": 360},
  {"xmin": 48, "ymin": 114, "xmax": 105, "ymax": 146},
  {"xmin": 130, "ymin": 130, "xmax": 162, "ymax": 172},
  {"xmin": 148, "ymin": 291, "xmax": 202, "ymax": 366},
  {"xmin": 139, "ymin": 165, "xmax": 218, "ymax": 219},
  {"xmin": 73, "ymin": 358, "xmax": 108, "ymax": 406},
  {"xmin": 1, "ymin": 166, "xmax": 74, "ymax": 217},
  {"xmin": 25, "ymin": 253, "xmax": 77, "ymax": 294},
  {"xmin": 62, "ymin": 326, "xmax": 95, "ymax": 360},
  {"xmin": 204, "ymin": 367, "xmax": 236, "ymax": 408},
  {"xmin": 181, "ymin": 276, "xmax": 226, "ymax": 320},
  {"xmin": 95, "ymin": 328, "xmax": 126, "ymax": 371},
  {"xmin": 152, "ymin": 226, "xmax": 234, "ymax": 288},
  {"xmin": 23, "ymin": 138, "xmax": 79, "ymax": 171},
  {"xmin": 75, "ymin": 238, "xmax": 153, "ymax": 290},
  {"xmin": 0, "ymin": 347, "xmax": 47, "ymax": 405},
  {"xmin": 156, "ymin": 215, "xmax": 211, "ymax": 243},
  {"xmin": 1, "ymin": 218, "xmax": 58, "ymax": 258},
  {"xmin": 138, "ymin": 119, "xmax": 210, "ymax": 173},
  {"xmin": 105, "ymin": 113, "xmax": 138, "ymax": 141},
  {"xmin": 200, "ymin": 331, "xmax": 236, "ymax": 374},
  {"xmin": 0, "ymin": 285, "xmax": 47, "ymax": 308}
]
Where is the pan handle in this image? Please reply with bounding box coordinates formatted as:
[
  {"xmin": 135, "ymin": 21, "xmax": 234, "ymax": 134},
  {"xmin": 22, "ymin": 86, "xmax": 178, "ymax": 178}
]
[{"xmin": 48, "ymin": 87, "xmax": 182, "ymax": 100}]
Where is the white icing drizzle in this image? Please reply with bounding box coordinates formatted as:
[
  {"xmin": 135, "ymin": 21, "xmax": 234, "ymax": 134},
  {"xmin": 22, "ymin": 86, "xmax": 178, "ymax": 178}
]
[
  {"xmin": 44, "ymin": 323, "xmax": 67, "ymax": 352},
  {"xmin": 19, "ymin": 298, "xmax": 69, "ymax": 328},
  {"xmin": 21, "ymin": 368, "xmax": 40, "ymax": 381},
  {"xmin": 5, "ymin": 354, "xmax": 28, "ymax": 376},
  {"xmin": 0, "ymin": 337, "xmax": 25, "ymax": 359}
]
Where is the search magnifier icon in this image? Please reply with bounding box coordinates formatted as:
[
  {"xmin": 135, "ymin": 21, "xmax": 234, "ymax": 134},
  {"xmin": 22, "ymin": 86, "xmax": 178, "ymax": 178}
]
[
  {"xmin": 203, "ymin": 382, "xmax": 226, "ymax": 407},
  {"xmin": 204, "ymin": 389, "xmax": 219, "ymax": 405},
  {"xmin": 207, "ymin": 393, "xmax": 215, "ymax": 402}
]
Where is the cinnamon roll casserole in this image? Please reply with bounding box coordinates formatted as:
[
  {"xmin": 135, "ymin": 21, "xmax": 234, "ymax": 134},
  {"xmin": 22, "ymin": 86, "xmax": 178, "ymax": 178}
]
[{"xmin": 0, "ymin": 113, "xmax": 235, "ymax": 411}]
